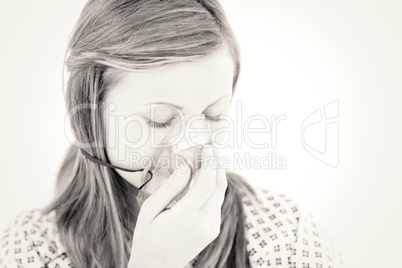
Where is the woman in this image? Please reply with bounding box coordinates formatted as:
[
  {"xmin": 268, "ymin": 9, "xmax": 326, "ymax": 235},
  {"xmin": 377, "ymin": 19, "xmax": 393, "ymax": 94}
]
[{"xmin": 0, "ymin": 0, "xmax": 343, "ymax": 267}]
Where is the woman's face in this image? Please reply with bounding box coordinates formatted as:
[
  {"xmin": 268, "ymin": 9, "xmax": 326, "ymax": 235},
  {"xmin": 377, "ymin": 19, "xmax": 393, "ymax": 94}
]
[{"xmin": 103, "ymin": 45, "xmax": 234, "ymax": 194}]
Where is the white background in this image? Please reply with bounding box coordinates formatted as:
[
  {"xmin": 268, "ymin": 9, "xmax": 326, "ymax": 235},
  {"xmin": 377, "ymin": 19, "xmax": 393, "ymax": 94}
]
[{"xmin": 1, "ymin": 1, "xmax": 401, "ymax": 267}]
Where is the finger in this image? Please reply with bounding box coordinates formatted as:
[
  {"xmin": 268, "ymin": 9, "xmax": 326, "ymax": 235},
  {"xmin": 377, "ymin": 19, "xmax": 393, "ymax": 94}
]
[
  {"xmin": 210, "ymin": 140, "xmax": 224, "ymax": 159},
  {"xmin": 197, "ymin": 167, "xmax": 227, "ymax": 219},
  {"xmin": 209, "ymin": 142, "xmax": 228, "ymax": 175},
  {"xmin": 172, "ymin": 145, "xmax": 217, "ymax": 215},
  {"xmin": 196, "ymin": 143, "xmax": 228, "ymax": 217},
  {"xmin": 140, "ymin": 160, "xmax": 192, "ymax": 221}
]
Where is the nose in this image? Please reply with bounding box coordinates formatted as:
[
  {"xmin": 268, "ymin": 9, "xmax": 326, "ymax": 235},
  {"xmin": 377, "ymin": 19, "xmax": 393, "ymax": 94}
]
[{"xmin": 172, "ymin": 114, "xmax": 212, "ymax": 170}]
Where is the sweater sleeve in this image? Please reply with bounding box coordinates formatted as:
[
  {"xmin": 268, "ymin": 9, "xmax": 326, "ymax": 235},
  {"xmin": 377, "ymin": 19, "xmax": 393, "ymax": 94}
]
[
  {"xmin": 0, "ymin": 209, "xmax": 74, "ymax": 268},
  {"xmin": 241, "ymin": 187, "xmax": 344, "ymax": 268}
]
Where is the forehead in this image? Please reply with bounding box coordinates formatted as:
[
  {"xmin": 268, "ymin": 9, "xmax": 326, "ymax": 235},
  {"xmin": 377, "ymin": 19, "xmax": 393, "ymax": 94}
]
[{"xmin": 104, "ymin": 46, "xmax": 234, "ymax": 111}]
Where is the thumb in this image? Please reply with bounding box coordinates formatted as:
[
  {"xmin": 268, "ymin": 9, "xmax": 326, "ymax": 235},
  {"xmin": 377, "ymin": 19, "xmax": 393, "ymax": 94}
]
[{"xmin": 140, "ymin": 161, "xmax": 192, "ymax": 221}]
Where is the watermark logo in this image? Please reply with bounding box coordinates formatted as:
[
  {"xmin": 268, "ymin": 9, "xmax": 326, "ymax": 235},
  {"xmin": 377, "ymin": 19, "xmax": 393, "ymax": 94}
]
[
  {"xmin": 64, "ymin": 101, "xmax": 288, "ymax": 170},
  {"xmin": 301, "ymin": 100, "xmax": 339, "ymax": 167}
]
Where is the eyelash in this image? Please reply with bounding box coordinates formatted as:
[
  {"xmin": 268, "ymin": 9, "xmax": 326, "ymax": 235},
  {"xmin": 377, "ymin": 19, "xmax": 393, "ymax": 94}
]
[
  {"xmin": 205, "ymin": 115, "xmax": 222, "ymax": 122},
  {"xmin": 147, "ymin": 118, "xmax": 174, "ymax": 129},
  {"xmin": 147, "ymin": 115, "xmax": 222, "ymax": 129}
]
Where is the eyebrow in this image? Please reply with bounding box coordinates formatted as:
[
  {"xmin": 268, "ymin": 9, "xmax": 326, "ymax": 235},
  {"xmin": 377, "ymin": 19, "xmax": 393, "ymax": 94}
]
[{"xmin": 144, "ymin": 95, "xmax": 231, "ymax": 110}]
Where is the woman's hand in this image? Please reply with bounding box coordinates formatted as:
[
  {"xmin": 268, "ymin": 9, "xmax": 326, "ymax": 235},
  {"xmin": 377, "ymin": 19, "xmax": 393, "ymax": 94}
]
[{"xmin": 128, "ymin": 145, "xmax": 227, "ymax": 268}]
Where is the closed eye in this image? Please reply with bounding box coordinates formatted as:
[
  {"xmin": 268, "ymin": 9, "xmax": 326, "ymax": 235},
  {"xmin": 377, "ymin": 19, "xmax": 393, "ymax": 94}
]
[
  {"xmin": 205, "ymin": 114, "xmax": 222, "ymax": 122},
  {"xmin": 147, "ymin": 114, "xmax": 223, "ymax": 129},
  {"xmin": 146, "ymin": 118, "xmax": 175, "ymax": 129}
]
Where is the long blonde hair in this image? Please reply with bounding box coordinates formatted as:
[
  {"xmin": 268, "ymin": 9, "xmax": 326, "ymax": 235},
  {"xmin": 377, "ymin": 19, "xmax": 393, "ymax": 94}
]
[{"xmin": 43, "ymin": 0, "xmax": 256, "ymax": 267}]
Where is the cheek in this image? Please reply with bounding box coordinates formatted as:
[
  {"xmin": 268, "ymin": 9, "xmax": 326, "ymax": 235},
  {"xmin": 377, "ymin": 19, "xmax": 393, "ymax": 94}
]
[
  {"xmin": 105, "ymin": 142, "xmax": 153, "ymax": 188},
  {"xmin": 105, "ymin": 119, "xmax": 154, "ymax": 167},
  {"xmin": 104, "ymin": 116, "xmax": 174, "ymax": 187},
  {"xmin": 114, "ymin": 169, "xmax": 144, "ymax": 188},
  {"xmin": 103, "ymin": 115, "xmax": 151, "ymax": 184}
]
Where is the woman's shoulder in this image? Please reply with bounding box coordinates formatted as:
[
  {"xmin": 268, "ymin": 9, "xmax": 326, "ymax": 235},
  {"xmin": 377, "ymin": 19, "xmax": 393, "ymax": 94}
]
[
  {"xmin": 0, "ymin": 208, "xmax": 74, "ymax": 268},
  {"xmin": 238, "ymin": 183, "xmax": 345, "ymax": 268}
]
